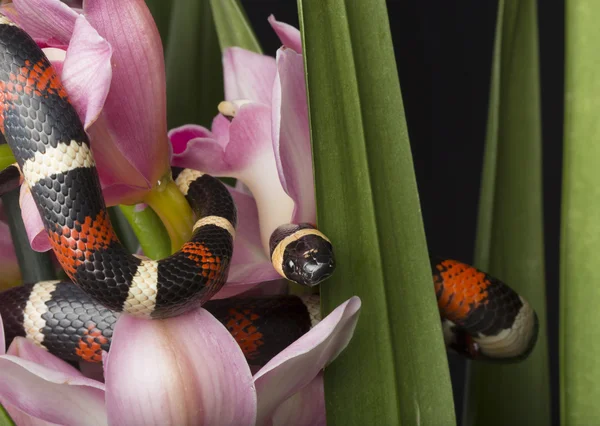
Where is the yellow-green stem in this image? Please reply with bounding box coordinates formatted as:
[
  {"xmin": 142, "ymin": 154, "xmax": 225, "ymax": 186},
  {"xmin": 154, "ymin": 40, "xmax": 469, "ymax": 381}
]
[
  {"xmin": 0, "ymin": 144, "xmax": 16, "ymax": 170},
  {"xmin": 142, "ymin": 178, "xmax": 195, "ymax": 253}
]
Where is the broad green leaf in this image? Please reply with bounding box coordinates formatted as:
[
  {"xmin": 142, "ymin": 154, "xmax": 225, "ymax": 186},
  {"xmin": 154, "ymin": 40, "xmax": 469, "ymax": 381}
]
[
  {"xmin": 209, "ymin": 0, "xmax": 261, "ymax": 53},
  {"xmin": 145, "ymin": 0, "xmax": 173, "ymax": 47},
  {"xmin": 464, "ymin": 1, "xmax": 550, "ymax": 425},
  {"xmin": 3, "ymin": 189, "xmax": 55, "ymax": 283},
  {"xmin": 166, "ymin": 0, "xmax": 223, "ymax": 128},
  {"xmin": 119, "ymin": 205, "xmax": 171, "ymax": 260},
  {"xmin": 561, "ymin": 0, "xmax": 600, "ymax": 423},
  {"xmin": 0, "ymin": 404, "xmax": 14, "ymax": 426},
  {"xmin": 298, "ymin": 0, "xmax": 455, "ymax": 424}
]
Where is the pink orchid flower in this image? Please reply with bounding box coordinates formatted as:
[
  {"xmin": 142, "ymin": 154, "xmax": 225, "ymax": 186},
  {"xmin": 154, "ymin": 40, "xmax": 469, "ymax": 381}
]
[
  {"xmin": 170, "ymin": 16, "xmax": 314, "ymax": 295},
  {"xmin": 3, "ymin": 0, "xmax": 170, "ymax": 251},
  {"xmin": 0, "ymin": 296, "xmax": 361, "ymax": 425}
]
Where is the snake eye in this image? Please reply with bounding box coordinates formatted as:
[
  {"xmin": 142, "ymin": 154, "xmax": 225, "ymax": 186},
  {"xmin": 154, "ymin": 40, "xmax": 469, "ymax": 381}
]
[{"xmin": 282, "ymin": 234, "xmax": 336, "ymax": 286}]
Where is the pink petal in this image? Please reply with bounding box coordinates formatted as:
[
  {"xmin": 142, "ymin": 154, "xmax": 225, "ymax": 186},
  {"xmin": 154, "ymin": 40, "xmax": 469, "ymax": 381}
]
[
  {"xmin": 213, "ymin": 187, "xmax": 281, "ymax": 299},
  {"xmin": 268, "ymin": 15, "xmax": 302, "ymax": 54},
  {"xmin": 170, "ymin": 104, "xmax": 272, "ymax": 175},
  {"xmin": 10, "ymin": 0, "xmax": 77, "ymax": 45},
  {"xmin": 0, "ymin": 339, "xmax": 106, "ymax": 426},
  {"xmin": 83, "ymin": 0, "xmax": 170, "ymax": 198},
  {"xmin": 105, "ymin": 308, "xmax": 256, "ymax": 425},
  {"xmin": 253, "ymin": 297, "xmax": 361, "ymax": 425},
  {"xmin": 19, "ymin": 185, "xmax": 51, "ymax": 252},
  {"xmin": 0, "ymin": 401, "xmax": 59, "ymax": 426},
  {"xmin": 272, "ymin": 48, "xmax": 315, "ymax": 223},
  {"xmin": 61, "ymin": 15, "xmax": 112, "ymax": 129},
  {"xmin": 169, "ymin": 124, "xmax": 215, "ymax": 154},
  {"xmin": 223, "ymin": 47, "xmax": 277, "ymax": 105},
  {"xmin": 7, "ymin": 337, "xmax": 96, "ymax": 378},
  {"xmin": 271, "ymin": 374, "xmax": 325, "ymax": 426},
  {"xmin": 0, "ymin": 222, "xmax": 21, "ymax": 289}
]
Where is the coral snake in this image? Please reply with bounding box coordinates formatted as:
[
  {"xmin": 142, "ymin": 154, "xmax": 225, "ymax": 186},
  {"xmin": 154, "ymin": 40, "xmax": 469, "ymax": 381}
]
[{"xmin": 0, "ymin": 16, "xmax": 537, "ymax": 366}]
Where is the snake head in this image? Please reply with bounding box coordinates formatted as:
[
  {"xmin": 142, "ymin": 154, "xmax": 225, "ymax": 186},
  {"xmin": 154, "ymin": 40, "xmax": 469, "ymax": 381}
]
[{"xmin": 270, "ymin": 223, "xmax": 336, "ymax": 287}]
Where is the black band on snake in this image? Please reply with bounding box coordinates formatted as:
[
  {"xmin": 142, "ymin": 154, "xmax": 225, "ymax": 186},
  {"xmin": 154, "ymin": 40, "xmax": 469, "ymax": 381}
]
[{"xmin": 0, "ymin": 16, "xmax": 538, "ymax": 366}]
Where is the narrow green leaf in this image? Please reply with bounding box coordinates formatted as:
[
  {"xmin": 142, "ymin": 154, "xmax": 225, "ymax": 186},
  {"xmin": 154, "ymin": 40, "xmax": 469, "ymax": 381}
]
[
  {"xmin": 0, "ymin": 144, "xmax": 15, "ymax": 171},
  {"xmin": 0, "ymin": 404, "xmax": 14, "ymax": 426},
  {"xmin": 145, "ymin": 0, "xmax": 173, "ymax": 47},
  {"xmin": 209, "ymin": 0, "xmax": 262, "ymax": 53},
  {"xmin": 118, "ymin": 205, "xmax": 171, "ymax": 260},
  {"xmin": 165, "ymin": 0, "xmax": 223, "ymax": 128},
  {"xmin": 464, "ymin": 1, "xmax": 550, "ymax": 425},
  {"xmin": 3, "ymin": 189, "xmax": 55, "ymax": 283},
  {"xmin": 298, "ymin": 0, "xmax": 455, "ymax": 424},
  {"xmin": 561, "ymin": 0, "xmax": 600, "ymax": 423}
]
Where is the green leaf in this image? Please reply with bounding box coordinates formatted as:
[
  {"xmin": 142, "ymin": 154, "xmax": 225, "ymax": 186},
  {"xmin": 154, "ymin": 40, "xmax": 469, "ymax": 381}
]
[
  {"xmin": 561, "ymin": 0, "xmax": 600, "ymax": 423},
  {"xmin": 3, "ymin": 189, "xmax": 55, "ymax": 283},
  {"xmin": 118, "ymin": 204, "xmax": 171, "ymax": 260},
  {"xmin": 298, "ymin": 0, "xmax": 455, "ymax": 424},
  {"xmin": 209, "ymin": 0, "xmax": 262, "ymax": 53},
  {"xmin": 463, "ymin": 1, "xmax": 550, "ymax": 425},
  {"xmin": 0, "ymin": 144, "xmax": 15, "ymax": 171},
  {"xmin": 145, "ymin": 0, "xmax": 173, "ymax": 48},
  {"xmin": 0, "ymin": 404, "xmax": 14, "ymax": 426},
  {"xmin": 165, "ymin": 0, "xmax": 223, "ymax": 128}
]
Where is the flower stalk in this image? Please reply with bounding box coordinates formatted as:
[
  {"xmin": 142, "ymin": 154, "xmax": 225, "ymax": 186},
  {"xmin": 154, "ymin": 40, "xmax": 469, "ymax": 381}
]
[
  {"xmin": 0, "ymin": 145, "xmax": 14, "ymax": 172},
  {"xmin": 118, "ymin": 204, "xmax": 171, "ymax": 260},
  {"xmin": 141, "ymin": 177, "xmax": 195, "ymax": 254}
]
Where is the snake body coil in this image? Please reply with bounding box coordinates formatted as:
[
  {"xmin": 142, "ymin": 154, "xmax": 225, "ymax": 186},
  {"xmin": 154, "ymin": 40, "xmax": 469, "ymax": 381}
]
[{"xmin": 0, "ymin": 16, "xmax": 538, "ymax": 365}]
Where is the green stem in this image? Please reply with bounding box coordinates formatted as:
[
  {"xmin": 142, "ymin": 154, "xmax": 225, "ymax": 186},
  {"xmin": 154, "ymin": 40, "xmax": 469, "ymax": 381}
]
[
  {"xmin": 119, "ymin": 204, "xmax": 171, "ymax": 260},
  {"xmin": 0, "ymin": 144, "xmax": 16, "ymax": 171},
  {"xmin": 142, "ymin": 178, "xmax": 194, "ymax": 253}
]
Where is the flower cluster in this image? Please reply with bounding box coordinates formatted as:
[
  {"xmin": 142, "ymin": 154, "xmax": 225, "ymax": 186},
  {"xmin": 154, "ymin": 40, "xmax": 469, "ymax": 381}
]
[{"xmin": 0, "ymin": 0, "xmax": 361, "ymax": 424}]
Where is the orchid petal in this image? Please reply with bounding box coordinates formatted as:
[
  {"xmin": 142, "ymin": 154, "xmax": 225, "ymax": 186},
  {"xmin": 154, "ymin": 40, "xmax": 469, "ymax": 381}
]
[
  {"xmin": 61, "ymin": 15, "xmax": 112, "ymax": 129},
  {"xmin": 7, "ymin": 337, "xmax": 83, "ymax": 376},
  {"xmin": 19, "ymin": 185, "xmax": 50, "ymax": 252},
  {"xmin": 0, "ymin": 222, "xmax": 21, "ymax": 289},
  {"xmin": 11, "ymin": 0, "xmax": 77, "ymax": 45},
  {"xmin": 268, "ymin": 15, "xmax": 302, "ymax": 54},
  {"xmin": 214, "ymin": 186, "xmax": 281, "ymax": 299},
  {"xmin": 105, "ymin": 308, "xmax": 257, "ymax": 426},
  {"xmin": 272, "ymin": 48, "xmax": 315, "ymax": 223},
  {"xmin": 271, "ymin": 374, "xmax": 326, "ymax": 426},
  {"xmin": 223, "ymin": 47, "xmax": 277, "ymax": 105},
  {"xmin": 1, "ymin": 401, "xmax": 59, "ymax": 426},
  {"xmin": 169, "ymin": 123, "xmax": 215, "ymax": 153},
  {"xmin": 0, "ymin": 339, "xmax": 106, "ymax": 426},
  {"xmin": 253, "ymin": 297, "xmax": 361, "ymax": 425},
  {"xmin": 83, "ymin": 0, "xmax": 170, "ymax": 199}
]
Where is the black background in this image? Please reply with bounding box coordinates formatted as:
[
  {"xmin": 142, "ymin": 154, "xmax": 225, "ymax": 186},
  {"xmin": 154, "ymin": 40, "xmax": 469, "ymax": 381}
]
[{"xmin": 240, "ymin": 0, "xmax": 563, "ymax": 424}]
